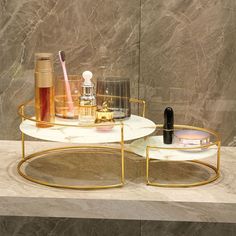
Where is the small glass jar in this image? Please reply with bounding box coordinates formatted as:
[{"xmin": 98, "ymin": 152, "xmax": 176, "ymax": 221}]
[
  {"xmin": 55, "ymin": 75, "xmax": 81, "ymax": 119},
  {"xmin": 96, "ymin": 76, "xmax": 131, "ymax": 119},
  {"xmin": 95, "ymin": 102, "xmax": 115, "ymax": 131}
]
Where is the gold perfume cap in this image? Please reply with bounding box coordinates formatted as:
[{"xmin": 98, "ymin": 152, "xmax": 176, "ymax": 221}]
[
  {"xmin": 35, "ymin": 53, "xmax": 53, "ymax": 72},
  {"xmin": 95, "ymin": 102, "xmax": 114, "ymax": 122},
  {"xmin": 35, "ymin": 53, "xmax": 54, "ymax": 87}
]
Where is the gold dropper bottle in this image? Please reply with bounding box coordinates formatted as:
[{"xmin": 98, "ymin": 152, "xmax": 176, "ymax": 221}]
[{"xmin": 78, "ymin": 71, "xmax": 96, "ymax": 124}]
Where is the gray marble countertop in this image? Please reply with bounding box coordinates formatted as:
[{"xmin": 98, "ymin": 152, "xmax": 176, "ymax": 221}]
[{"xmin": 0, "ymin": 140, "xmax": 235, "ymax": 224}]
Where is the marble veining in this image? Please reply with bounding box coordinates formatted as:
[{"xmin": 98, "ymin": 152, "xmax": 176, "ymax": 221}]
[
  {"xmin": 0, "ymin": 140, "xmax": 235, "ymax": 234},
  {"xmin": 19, "ymin": 115, "xmax": 156, "ymax": 143},
  {"xmin": 129, "ymin": 135, "xmax": 218, "ymax": 161},
  {"xmin": 140, "ymin": 0, "xmax": 236, "ymax": 145},
  {"xmin": 0, "ymin": 140, "xmax": 235, "ymax": 204},
  {"xmin": 141, "ymin": 221, "xmax": 236, "ymax": 236},
  {"xmin": 1, "ymin": 1, "xmax": 236, "ymax": 144},
  {"xmin": 0, "ymin": 0, "xmax": 140, "ymax": 140},
  {"xmin": 0, "ymin": 141, "xmax": 236, "ymax": 203},
  {"xmin": 0, "ymin": 216, "xmax": 235, "ymax": 236},
  {"xmin": 0, "ymin": 216, "xmax": 141, "ymax": 236}
]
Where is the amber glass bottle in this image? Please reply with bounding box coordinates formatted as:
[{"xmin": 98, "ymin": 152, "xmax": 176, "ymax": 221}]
[{"xmin": 34, "ymin": 53, "xmax": 55, "ymax": 128}]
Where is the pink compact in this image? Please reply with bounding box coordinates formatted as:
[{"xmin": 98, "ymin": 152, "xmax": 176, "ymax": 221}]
[{"xmin": 174, "ymin": 130, "xmax": 210, "ymax": 146}]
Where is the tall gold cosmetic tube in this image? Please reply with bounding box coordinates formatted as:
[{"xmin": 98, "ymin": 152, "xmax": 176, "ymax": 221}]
[{"xmin": 34, "ymin": 53, "xmax": 55, "ymax": 128}]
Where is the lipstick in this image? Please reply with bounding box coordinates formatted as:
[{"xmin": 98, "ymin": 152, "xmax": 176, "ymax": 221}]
[{"xmin": 163, "ymin": 107, "xmax": 174, "ymax": 144}]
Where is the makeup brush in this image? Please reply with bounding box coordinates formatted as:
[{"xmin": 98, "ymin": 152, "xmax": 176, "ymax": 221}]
[{"xmin": 58, "ymin": 51, "xmax": 74, "ymax": 114}]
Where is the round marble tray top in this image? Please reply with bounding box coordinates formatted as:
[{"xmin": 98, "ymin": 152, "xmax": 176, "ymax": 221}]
[
  {"xmin": 20, "ymin": 115, "xmax": 156, "ymax": 144},
  {"xmin": 128, "ymin": 136, "xmax": 218, "ymax": 161}
]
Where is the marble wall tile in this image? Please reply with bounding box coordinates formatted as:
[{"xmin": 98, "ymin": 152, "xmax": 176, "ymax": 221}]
[
  {"xmin": 0, "ymin": 216, "xmax": 235, "ymax": 236},
  {"xmin": 1, "ymin": 0, "xmax": 236, "ymax": 146},
  {"xmin": 140, "ymin": 0, "xmax": 236, "ymax": 145},
  {"xmin": 0, "ymin": 0, "xmax": 140, "ymax": 140},
  {"xmin": 141, "ymin": 221, "xmax": 236, "ymax": 236},
  {"xmin": 0, "ymin": 216, "xmax": 141, "ymax": 236}
]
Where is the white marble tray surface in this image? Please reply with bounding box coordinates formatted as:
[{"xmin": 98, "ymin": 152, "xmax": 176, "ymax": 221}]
[
  {"xmin": 20, "ymin": 115, "xmax": 156, "ymax": 143},
  {"xmin": 128, "ymin": 136, "xmax": 218, "ymax": 161}
]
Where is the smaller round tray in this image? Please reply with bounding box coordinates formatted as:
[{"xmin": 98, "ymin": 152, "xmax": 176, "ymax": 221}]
[{"xmin": 129, "ymin": 136, "xmax": 218, "ymax": 161}]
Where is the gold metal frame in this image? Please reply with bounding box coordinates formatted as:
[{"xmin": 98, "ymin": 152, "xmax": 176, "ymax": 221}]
[
  {"xmin": 17, "ymin": 98, "xmax": 145, "ymax": 190},
  {"xmin": 18, "ymin": 99, "xmax": 220, "ymax": 189},
  {"xmin": 146, "ymin": 124, "xmax": 221, "ymax": 187},
  {"xmin": 17, "ymin": 145, "xmax": 125, "ymax": 190}
]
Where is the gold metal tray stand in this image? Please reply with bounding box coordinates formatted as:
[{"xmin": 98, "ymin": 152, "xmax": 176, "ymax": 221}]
[
  {"xmin": 17, "ymin": 98, "xmax": 146, "ymax": 190},
  {"xmin": 145, "ymin": 124, "xmax": 221, "ymax": 187}
]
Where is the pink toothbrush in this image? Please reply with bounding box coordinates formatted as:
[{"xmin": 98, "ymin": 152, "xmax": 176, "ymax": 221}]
[{"xmin": 58, "ymin": 51, "xmax": 74, "ymax": 114}]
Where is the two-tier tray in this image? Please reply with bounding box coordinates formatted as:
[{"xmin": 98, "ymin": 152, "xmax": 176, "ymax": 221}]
[{"xmin": 18, "ymin": 99, "xmax": 221, "ymax": 189}]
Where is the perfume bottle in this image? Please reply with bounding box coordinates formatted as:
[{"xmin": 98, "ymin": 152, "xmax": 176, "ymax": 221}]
[
  {"xmin": 79, "ymin": 71, "xmax": 96, "ymax": 124},
  {"xmin": 34, "ymin": 53, "xmax": 55, "ymax": 128}
]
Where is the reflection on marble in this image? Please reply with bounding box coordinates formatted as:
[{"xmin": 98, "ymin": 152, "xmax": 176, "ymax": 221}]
[
  {"xmin": 0, "ymin": 140, "xmax": 235, "ymax": 203},
  {"xmin": 0, "ymin": 0, "xmax": 140, "ymax": 140},
  {"xmin": 20, "ymin": 147, "xmax": 215, "ymax": 187},
  {"xmin": 0, "ymin": 140, "xmax": 236, "ymax": 234},
  {"xmin": 140, "ymin": 0, "xmax": 236, "ymax": 145},
  {"xmin": 0, "ymin": 141, "xmax": 236, "ymax": 215},
  {"xmin": 148, "ymin": 161, "xmax": 215, "ymax": 185},
  {"xmin": 23, "ymin": 149, "xmax": 122, "ymax": 187}
]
